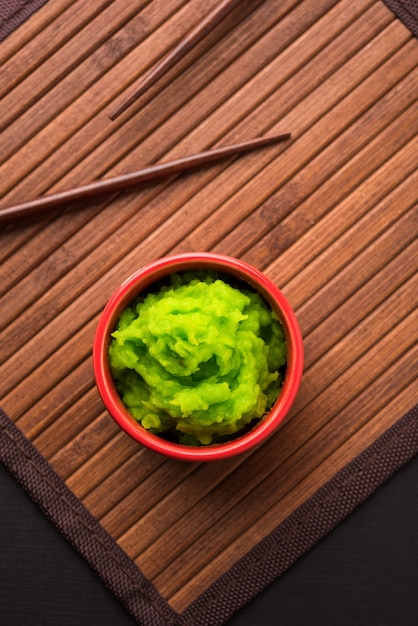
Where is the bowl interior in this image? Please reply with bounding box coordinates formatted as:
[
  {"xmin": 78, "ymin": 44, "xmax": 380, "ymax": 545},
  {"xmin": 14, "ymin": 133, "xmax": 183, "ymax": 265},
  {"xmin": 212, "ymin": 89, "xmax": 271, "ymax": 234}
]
[{"xmin": 93, "ymin": 253, "xmax": 303, "ymax": 461}]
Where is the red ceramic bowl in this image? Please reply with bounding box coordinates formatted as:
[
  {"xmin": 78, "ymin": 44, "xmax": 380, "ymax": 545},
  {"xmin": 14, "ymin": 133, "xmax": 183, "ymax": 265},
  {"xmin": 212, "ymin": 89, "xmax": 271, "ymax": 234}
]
[{"xmin": 93, "ymin": 252, "xmax": 303, "ymax": 462}]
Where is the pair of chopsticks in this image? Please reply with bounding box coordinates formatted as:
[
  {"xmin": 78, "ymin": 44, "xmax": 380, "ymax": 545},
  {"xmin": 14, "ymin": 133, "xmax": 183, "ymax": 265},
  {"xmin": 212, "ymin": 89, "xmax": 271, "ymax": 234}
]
[
  {"xmin": 0, "ymin": 1, "xmax": 292, "ymax": 225},
  {"xmin": 109, "ymin": 0, "xmax": 242, "ymax": 120},
  {"xmin": 0, "ymin": 134, "xmax": 291, "ymax": 224}
]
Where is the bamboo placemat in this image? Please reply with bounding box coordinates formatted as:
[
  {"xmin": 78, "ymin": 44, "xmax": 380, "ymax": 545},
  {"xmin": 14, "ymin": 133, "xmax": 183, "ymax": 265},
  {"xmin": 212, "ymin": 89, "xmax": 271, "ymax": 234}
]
[{"xmin": 1, "ymin": 0, "xmax": 417, "ymax": 623}]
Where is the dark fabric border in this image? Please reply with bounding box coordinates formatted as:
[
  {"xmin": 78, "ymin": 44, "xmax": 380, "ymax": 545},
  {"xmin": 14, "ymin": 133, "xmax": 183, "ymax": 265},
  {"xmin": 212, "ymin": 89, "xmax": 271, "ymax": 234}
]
[
  {"xmin": 382, "ymin": 0, "xmax": 418, "ymax": 37},
  {"xmin": 1, "ymin": 405, "xmax": 417, "ymax": 626},
  {"xmin": 0, "ymin": 0, "xmax": 50, "ymax": 41}
]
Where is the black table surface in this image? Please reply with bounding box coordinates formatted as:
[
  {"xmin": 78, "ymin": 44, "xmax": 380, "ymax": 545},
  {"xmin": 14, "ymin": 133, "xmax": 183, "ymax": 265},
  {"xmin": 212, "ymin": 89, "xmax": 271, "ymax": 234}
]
[{"xmin": 1, "ymin": 453, "xmax": 417, "ymax": 626}]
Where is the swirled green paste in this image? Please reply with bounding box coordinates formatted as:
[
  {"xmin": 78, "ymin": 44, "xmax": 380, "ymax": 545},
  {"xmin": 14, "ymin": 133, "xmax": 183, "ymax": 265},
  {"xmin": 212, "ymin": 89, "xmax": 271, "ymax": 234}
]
[{"xmin": 109, "ymin": 272, "xmax": 287, "ymax": 445}]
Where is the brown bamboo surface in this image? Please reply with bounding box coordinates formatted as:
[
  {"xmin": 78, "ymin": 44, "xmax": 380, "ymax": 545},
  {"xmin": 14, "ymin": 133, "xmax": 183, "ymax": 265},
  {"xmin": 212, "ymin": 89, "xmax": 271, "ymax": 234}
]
[{"xmin": 0, "ymin": 0, "xmax": 417, "ymax": 614}]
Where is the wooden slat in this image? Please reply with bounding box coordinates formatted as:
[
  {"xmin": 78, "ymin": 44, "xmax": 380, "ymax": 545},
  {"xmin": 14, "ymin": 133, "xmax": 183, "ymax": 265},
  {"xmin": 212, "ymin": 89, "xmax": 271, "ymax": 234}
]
[
  {"xmin": 65, "ymin": 429, "xmax": 139, "ymax": 499},
  {"xmin": 0, "ymin": 0, "xmax": 416, "ymax": 612}
]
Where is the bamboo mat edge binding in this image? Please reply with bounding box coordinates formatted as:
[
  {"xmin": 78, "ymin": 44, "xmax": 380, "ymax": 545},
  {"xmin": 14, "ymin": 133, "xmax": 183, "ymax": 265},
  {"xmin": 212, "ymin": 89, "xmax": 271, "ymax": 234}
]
[{"xmin": 0, "ymin": 0, "xmax": 50, "ymax": 41}]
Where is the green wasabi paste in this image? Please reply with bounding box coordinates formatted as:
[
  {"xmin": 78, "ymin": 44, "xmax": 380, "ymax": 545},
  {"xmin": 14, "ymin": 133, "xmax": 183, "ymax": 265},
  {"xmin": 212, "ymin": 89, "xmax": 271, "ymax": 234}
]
[{"xmin": 108, "ymin": 272, "xmax": 287, "ymax": 445}]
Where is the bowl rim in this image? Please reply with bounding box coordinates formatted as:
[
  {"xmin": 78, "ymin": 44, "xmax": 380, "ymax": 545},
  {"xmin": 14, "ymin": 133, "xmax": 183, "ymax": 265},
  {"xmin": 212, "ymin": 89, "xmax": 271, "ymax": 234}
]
[{"xmin": 92, "ymin": 252, "xmax": 304, "ymax": 461}]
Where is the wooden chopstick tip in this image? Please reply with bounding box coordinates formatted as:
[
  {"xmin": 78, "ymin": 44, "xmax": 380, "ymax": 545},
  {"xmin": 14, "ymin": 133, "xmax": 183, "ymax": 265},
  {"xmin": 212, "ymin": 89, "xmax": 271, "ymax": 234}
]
[
  {"xmin": 109, "ymin": 100, "xmax": 130, "ymax": 121},
  {"xmin": 108, "ymin": 0, "xmax": 244, "ymax": 121}
]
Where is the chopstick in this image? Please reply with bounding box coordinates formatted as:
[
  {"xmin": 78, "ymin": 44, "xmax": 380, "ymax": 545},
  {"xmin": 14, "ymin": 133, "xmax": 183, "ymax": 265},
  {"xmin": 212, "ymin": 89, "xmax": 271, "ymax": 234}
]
[
  {"xmin": 0, "ymin": 133, "xmax": 291, "ymax": 224},
  {"xmin": 109, "ymin": 0, "xmax": 242, "ymax": 120}
]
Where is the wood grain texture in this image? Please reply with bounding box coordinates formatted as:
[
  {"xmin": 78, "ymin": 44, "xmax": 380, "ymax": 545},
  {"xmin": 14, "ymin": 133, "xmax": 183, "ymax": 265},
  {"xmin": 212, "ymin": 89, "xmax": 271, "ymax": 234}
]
[{"xmin": 0, "ymin": 0, "xmax": 417, "ymax": 613}]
